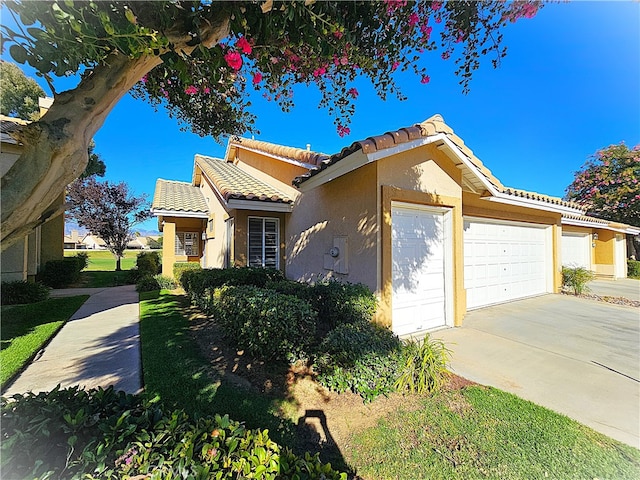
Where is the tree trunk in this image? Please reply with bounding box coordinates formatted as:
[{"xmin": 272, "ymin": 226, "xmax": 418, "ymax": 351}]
[
  {"xmin": 1, "ymin": 15, "xmax": 231, "ymax": 251},
  {"xmin": 116, "ymin": 256, "xmax": 122, "ymax": 272},
  {"xmin": 1, "ymin": 53, "xmax": 162, "ymax": 250}
]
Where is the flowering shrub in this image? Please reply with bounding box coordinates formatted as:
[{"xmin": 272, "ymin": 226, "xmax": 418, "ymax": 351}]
[{"xmin": 1, "ymin": 386, "xmax": 346, "ymax": 479}]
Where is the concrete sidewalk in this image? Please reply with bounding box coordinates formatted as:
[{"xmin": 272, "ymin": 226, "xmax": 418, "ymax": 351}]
[{"xmin": 3, "ymin": 285, "xmax": 141, "ymax": 396}]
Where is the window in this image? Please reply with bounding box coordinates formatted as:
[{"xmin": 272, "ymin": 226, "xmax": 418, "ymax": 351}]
[
  {"xmin": 248, "ymin": 217, "xmax": 279, "ymax": 268},
  {"xmin": 175, "ymin": 232, "xmax": 199, "ymax": 256}
]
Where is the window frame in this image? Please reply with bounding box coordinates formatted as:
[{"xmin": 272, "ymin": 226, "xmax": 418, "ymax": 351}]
[
  {"xmin": 247, "ymin": 216, "xmax": 280, "ymax": 269},
  {"xmin": 175, "ymin": 231, "xmax": 199, "ymax": 256}
]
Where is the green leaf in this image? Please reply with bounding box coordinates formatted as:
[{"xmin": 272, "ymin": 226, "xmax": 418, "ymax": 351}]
[
  {"xmin": 125, "ymin": 8, "xmax": 137, "ymax": 25},
  {"xmin": 9, "ymin": 44, "xmax": 28, "ymax": 64}
]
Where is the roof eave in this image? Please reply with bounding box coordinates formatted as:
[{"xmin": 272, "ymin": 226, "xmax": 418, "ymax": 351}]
[
  {"xmin": 150, "ymin": 208, "xmax": 209, "ymax": 219},
  {"xmin": 226, "ymin": 199, "xmax": 294, "ymax": 213}
]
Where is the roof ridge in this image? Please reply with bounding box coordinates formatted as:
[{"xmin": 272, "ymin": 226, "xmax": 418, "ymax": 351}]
[{"xmin": 229, "ymin": 137, "xmax": 329, "ymax": 167}]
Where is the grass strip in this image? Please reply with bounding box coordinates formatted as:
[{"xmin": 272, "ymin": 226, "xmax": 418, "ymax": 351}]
[
  {"xmin": 138, "ymin": 290, "xmax": 297, "ymax": 446},
  {"xmin": 349, "ymin": 386, "xmax": 640, "ymax": 479},
  {"xmin": 64, "ymin": 249, "xmax": 137, "ymax": 271},
  {"xmin": 1, "ymin": 295, "xmax": 90, "ymax": 389}
]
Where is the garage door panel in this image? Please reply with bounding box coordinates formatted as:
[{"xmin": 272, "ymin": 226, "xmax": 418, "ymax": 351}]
[
  {"xmin": 464, "ymin": 218, "xmax": 551, "ymax": 309},
  {"xmin": 561, "ymin": 233, "xmax": 591, "ymax": 270},
  {"xmin": 392, "ymin": 205, "xmax": 450, "ymax": 336}
]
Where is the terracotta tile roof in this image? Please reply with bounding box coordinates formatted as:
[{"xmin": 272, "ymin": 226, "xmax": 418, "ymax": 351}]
[
  {"xmin": 196, "ymin": 155, "xmax": 293, "ymax": 204},
  {"xmin": 562, "ymin": 213, "xmax": 610, "ymax": 225},
  {"xmin": 291, "ymin": 114, "xmax": 583, "ymax": 211},
  {"xmin": 152, "ymin": 179, "xmax": 209, "ymax": 214},
  {"xmin": 228, "ymin": 137, "xmax": 329, "ymax": 167}
]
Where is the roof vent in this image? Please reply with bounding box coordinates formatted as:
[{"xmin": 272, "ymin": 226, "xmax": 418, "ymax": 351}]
[{"xmin": 306, "ymin": 143, "xmax": 311, "ymax": 151}]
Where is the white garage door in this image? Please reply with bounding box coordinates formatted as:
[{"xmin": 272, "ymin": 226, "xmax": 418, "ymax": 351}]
[
  {"xmin": 561, "ymin": 233, "xmax": 591, "ymax": 269},
  {"xmin": 464, "ymin": 218, "xmax": 551, "ymax": 309},
  {"xmin": 392, "ymin": 203, "xmax": 452, "ymax": 336}
]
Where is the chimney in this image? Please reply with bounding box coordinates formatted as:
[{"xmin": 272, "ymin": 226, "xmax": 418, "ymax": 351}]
[
  {"xmin": 71, "ymin": 229, "xmax": 79, "ymax": 242},
  {"xmin": 306, "ymin": 144, "xmax": 311, "ymax": 151}
]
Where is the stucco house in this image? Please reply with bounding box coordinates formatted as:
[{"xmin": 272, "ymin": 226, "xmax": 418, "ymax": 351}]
[
  {"xmin": 151, "ymin": 114, "xmax": 638, "ymax": 335},
  {"xmin": 1, "ymin": 100, "xmax": 64, "ymax": 282}
]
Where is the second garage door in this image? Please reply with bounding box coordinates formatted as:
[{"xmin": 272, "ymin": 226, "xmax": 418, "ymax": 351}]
[
  {"xmin": 561, "ymin": 232, "xmax": 591, "ymax": 269},
  {"xmin": 464, "ymin": 218, "xmax": 552, "ymax": 309}
]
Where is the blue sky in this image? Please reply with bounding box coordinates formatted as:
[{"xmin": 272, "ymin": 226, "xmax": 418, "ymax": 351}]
[{"xmin": 3, "ymin": 1, "xmax": 639, "ymax": 233}]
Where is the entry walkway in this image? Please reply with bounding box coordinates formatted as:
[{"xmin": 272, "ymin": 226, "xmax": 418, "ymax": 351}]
[{"xmin": 4, "ymin": 285, "xmax": 141, "ymax": 396}]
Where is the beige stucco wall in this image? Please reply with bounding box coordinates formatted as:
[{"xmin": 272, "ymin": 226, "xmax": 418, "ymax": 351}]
[
  {"xmin": 234, "ymin": 149, "xmax": 307, "ymax": 200},
  {"xmin": 593, "ymin": 229, "xmax": 616, "ymax": 277},
  {"xmin": 199, "ymin": 177, "xmax": 230, "ymax": 268},
  {"xmin": 1, "ymin": 238, "xmax": 27, "ymax": 282},
  {"xmin": 286, "ymin": 161, "xmax": 379, "ymax": 287}
]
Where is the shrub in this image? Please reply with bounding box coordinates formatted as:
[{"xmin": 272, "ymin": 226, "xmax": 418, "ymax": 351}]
[
  {"xmin": 628, "ymin": 260, "xmax": 640, "ymax": 279},
  {"xmin": 1, "ymin": 386, "xmax": 346, "ymax": 480},
  {"xmin": 73, "ymin": 251, "xmax": 89, "ymax": 271},
  {"xmin": 181, "ymin": 267, "xmax": 285, "ymax": 310},
  {"xmin": 211, "ymin": 285, "xmax": 317, "ymax": 361},
  {"xmin": 315, "ymin": 322, "xmax": 402, "ymax": 402},
  {"xmin": 309, "ymin": 280, "xmax": 378, "ymax": 335},
  {"xmin": 1, "ymin": 280, "xmax": 50, "ymax": 305},
  {"xmin": 136, "ymin": 251, "xmax": 161, "ymax": 275},
  {"xmin": 266, "ymin": 279, "xmax": 313, "ymax": 300},
  {"xmin": 395, "ymin": 335, "xmax": 451, "ymax": 395},
  {"xmin": 173, "ymin": 261, "xmax": 201, "ymax": 283},
  {"xmin": 135, "ymin": 274, "xmax": 177, "ymax": 292},
  {"xmin": 562, "ymin": 266, "xmax": 596, "ymax": 295},
  {"xmin": 38, "ymin": 256, "xmax": 86, "ymax": 288}
]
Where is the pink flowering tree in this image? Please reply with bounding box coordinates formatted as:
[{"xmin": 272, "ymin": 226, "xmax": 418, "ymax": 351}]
[
  {"xmin": 1, "ymin": 0, "xmax": 541, "ymax": 248},
  {"xmin": 565, "ymin": 143, "xmax": 640, "ymax": 257}
]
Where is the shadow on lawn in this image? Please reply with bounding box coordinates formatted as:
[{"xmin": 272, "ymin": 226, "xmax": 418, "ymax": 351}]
[{"xmin": 139, "ymin": 291, "xmax": 356, "ymax": 476}]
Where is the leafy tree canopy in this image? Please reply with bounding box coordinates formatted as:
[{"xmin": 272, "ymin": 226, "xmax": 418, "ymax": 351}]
[
  {"xmin": 0, "ymin": 0, "xmax": 541, "ymax": 249},
  {"xmin": 2, "ymin": 0, "xmax": 541, "ymax": 137},
  {"xmin": 565, "ymin": 143, "xmax": 640, "ymax": 227},
  {"xmin": 81, "ymin": 140, "xmax": 107, "ymax": 179},
  {"xmin": 67, "ymin": 177, "xmax": 151, "ymax": 270},
  {"xmin": 0, "ymin": 60, "xmax": 45, "ymax": 120}
]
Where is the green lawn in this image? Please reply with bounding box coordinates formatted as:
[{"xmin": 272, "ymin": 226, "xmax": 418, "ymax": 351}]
[
  {"xmin": 349, "ymin": 387, "xmax": 640, "ymax": 479},
  {"xmin": 139, "ymin": 291, "xmax": 640, "ymax": 479},
  {"xmin": 64, "ymin": 249, "xmax": 139, "ymax": 271},
  {"xmin": 64, "ymin": 249, "xmax": 145, "ymax": 287},
  {"xmin": 1, "ymin": 295, "xmax": 89, "ymax": 389}
]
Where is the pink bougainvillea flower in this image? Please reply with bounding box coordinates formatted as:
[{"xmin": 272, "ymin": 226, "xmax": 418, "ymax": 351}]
[
  {"xmin": 252, "ymin": 72, "xmax": 263, "ymax": 85},
  {"xmin": 236, "ymin": 37, "xmax": 252, "ymax": 55},
  {"xmin": 203, "ymin": 87, "xmax": 211, "ymax": 94},
  {"xmin": 141, "ymin": 75, "xmax": 148, "ymax": 83},
  {"xmin": 340, "ymin": 56, "xmax": 349, "ymax": 66},
  {"xmin": 421, "ymin": 75, "xmax": 431, "ymax": 84},
  {"xmin": 224, "ymin": 51, "xmax": 243, "ymax": 70},
  {"xmin": 408, "ymin": 12, "xmax": 419, "ymax": 27},
  {"xmin": 313, "ymin": 66, "xmax": 327, "ymax": 77},
  {"xmin": 392, "ymin": 61, "xmax": 400, "ymax": 71},
  {"xmin": 333, "ymin": 30, "xmax": 344, "ymax": 39},
  {"xmin": 431, "ymin": 1, "xmax": 442, "ymax": 11},
  {"xmin": 347, "ymin": 87, "xmax": 359, "ymax": 98},
  {"xmin": 441, "ymin": 51, "xmax": 450, "ymax": 60},
  {"xmin": 337, "ymin": 125, "xmax": 351, "ymax": 137},
  {"xmin": 184, "ymin": 85, "xmax": 198, "ymax": 95}
]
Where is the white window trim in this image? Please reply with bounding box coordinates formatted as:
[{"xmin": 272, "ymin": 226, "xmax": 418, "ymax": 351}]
[
  {"xmin": 175, "ymin": 231, "xmax": 199, "ymax": 256},
  {"xmin": 247, "ymin": 216, "xmax": 280, "ymax": 269}
]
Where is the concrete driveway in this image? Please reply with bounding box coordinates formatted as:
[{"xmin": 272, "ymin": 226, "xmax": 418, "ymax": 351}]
[
  {"xmin": 434, "ymin": 294, "xmax": 640, "ymax": 448},
  {"xmin": 589, "ymin": 278, "xmax": 640, "ymax": 302}
]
